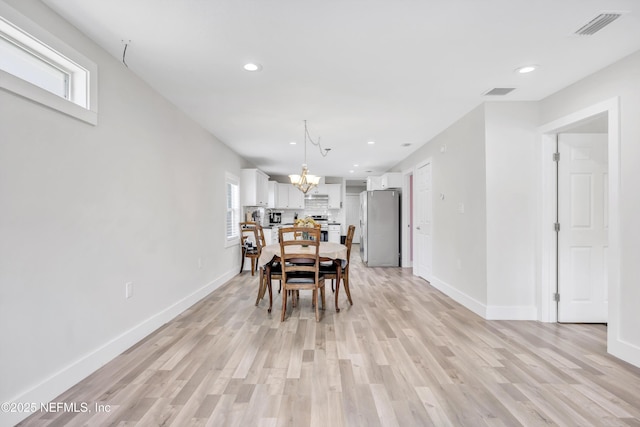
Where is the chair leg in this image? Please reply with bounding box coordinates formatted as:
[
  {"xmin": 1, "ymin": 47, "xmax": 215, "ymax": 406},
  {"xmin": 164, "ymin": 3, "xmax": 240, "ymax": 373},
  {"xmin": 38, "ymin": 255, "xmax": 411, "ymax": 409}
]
[
  {"xmin": 255, "ymin": 270, "xmax": 265, "ymax": 306},
  {"xmin": 250, "ymin": 258, "xmax": 256, "ymax": 276},
  {"xmin": 320, "ymin": 286, "xmax": 326, "ymax": 310},
  {"xmin": 314, "ymin": 289, "xmax": 319, "ymax": 322},
  {"xmin": 343, "ymin": 271, "xmax": 353, "ymax": 305},
  {"xmin": 240, "ymin": 247, "xmax": 246, "ymax": 273},
  {"xmin": 267, "ymin": 276, "xmax": 273, "ymax": 313},
  {"xmin": 281, "ymin": 287, "xmax": 287, "ymax": 321}
]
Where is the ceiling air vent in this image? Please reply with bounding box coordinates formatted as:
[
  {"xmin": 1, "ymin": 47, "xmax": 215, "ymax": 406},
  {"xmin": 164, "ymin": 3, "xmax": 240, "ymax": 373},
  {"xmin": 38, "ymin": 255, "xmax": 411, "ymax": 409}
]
[
  {"xmin": 483, "ymin": 88, "xmax": 515, "ymax": 96},
  {"xmin": 575, "ymin": 13, "xmax": 622, "ymax": 35}
]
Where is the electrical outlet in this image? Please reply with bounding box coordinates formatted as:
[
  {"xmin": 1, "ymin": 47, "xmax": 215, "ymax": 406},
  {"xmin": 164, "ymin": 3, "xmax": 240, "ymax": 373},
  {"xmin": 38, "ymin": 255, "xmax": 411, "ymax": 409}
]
[
  {"xmin": 458, "ymin": 202, "xmax": 465, "ymax": 214},
  {"xmin": 125, "ymin": 282, "xmax": 133, "ymax": 299}
]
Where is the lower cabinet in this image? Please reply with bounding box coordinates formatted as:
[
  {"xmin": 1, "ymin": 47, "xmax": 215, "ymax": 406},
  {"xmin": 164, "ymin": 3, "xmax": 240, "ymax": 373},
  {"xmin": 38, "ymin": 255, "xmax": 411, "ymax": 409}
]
[{"xmin": 328, "ymin": 224, "xmax": 340, "ymax": 243}]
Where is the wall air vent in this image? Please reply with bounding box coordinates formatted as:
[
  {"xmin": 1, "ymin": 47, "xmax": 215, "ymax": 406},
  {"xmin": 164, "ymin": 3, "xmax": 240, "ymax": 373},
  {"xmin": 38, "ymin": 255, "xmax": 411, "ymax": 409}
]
[
  {"xmin": 575, "ymin": 13, "xmax": 622, "ymax": 35},
  {"xmin": 483, "ymin": 88, "xmax": 515, "ymax": 96}
]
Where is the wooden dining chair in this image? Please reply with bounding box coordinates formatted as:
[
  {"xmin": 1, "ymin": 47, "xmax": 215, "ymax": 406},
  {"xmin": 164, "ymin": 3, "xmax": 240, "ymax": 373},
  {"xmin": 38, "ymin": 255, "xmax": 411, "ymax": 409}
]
[
  {"xmin": 239, "ymin": 221, "xmax": 262, "ymax": 276},
  {"xmin": 320, "ymin": 224, "xmax": 355, "ymax": 306},
  {"xmin": 278, "ymin": 226, "xmax": 325, "ymax": 322}
]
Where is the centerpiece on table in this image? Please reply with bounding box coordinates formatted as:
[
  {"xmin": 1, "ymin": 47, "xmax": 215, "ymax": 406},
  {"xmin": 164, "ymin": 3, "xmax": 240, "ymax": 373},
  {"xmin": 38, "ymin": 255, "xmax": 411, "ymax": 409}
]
[{"xmin": 294, "ymin": 216, "xmax": 318, "ymax": 245}]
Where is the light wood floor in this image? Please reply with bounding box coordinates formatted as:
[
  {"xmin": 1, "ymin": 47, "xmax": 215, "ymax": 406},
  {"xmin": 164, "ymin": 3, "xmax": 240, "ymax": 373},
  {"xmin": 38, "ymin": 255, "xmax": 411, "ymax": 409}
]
[{"xmin": 20, "ymin": 246, "xmax": 640, "ymax": 426}]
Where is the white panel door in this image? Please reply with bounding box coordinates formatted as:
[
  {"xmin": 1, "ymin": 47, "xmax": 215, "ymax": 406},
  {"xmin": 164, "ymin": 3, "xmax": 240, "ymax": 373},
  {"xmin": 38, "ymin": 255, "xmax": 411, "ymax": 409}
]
[
  {"xmin": 414, "ymin": 160, "xmax": 432, "ymax": 281},
  {"xmin": 558, "ymin": 134, "xmax": 608, "ymax": 323}
]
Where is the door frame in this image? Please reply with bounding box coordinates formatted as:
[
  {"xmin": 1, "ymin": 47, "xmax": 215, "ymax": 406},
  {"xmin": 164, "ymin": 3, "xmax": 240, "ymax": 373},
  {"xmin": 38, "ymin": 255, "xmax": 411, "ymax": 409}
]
[
  {"xmin": 401, "ymin": 167, "xmax": 413, "ymax": 268},
  {"xmin": 538, "ymin": 97, "xmax": 620, "ymax": 327}
]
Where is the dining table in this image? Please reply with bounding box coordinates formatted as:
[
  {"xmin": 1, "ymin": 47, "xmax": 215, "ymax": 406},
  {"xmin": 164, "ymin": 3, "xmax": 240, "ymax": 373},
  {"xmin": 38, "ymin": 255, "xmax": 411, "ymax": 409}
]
[{"xmin": 258, "ymin": 241, "xmax": 348, "ymax": 313}]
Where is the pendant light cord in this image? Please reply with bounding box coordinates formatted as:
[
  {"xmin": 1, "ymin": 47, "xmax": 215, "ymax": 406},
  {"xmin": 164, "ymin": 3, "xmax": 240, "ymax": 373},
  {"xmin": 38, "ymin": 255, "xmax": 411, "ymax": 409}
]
[{"xmin": 304, "ymin": 120, "xmax": 331, "ymax": 157}]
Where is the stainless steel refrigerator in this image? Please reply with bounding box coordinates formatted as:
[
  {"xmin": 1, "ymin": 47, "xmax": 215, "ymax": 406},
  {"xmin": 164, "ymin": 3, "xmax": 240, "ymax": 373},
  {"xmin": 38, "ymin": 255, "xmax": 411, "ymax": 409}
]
[{"xmin": 360, "ymin": 190, "xmax": 401, "ymax": 267}]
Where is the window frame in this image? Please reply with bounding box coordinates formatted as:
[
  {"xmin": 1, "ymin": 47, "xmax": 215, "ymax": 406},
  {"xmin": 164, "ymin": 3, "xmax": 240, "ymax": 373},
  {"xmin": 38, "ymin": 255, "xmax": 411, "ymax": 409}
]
[
  {"xmin": 0, "ymin": 1, "xmax": 98, "ymax": 125},
  {"xmin": 225, "ymin": 172, "xmax": 241, "ymax": 248}
]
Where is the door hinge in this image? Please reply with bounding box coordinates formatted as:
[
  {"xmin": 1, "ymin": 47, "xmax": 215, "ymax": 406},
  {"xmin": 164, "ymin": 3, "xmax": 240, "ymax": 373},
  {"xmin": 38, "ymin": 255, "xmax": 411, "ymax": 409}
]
[
  {"xmin": 554, "ymin": 222, "xmax": 560, "ymax": 232},
  {"xmin": 553, "ymin": 293, "xmax": 560, "ymax": 302},
  {"xmin": 553, "ymin": 152, "xmax": 560, "ymax": 162}
]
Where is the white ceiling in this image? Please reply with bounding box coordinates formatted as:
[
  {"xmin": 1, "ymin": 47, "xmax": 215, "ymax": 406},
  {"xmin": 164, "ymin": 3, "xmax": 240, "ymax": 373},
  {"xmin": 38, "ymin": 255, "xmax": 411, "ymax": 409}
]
[{"xmin": 42, "ymin": 0, "xmax": 640, "ymax": 182}]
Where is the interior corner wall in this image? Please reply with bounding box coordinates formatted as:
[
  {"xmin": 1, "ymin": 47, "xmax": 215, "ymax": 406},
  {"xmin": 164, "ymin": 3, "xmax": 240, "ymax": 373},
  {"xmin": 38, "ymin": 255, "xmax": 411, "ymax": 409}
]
[
  {"xmin": 0, "ymin": 1, "xmax": 245, "ymax": 423},
  {"xmin": 394, "ymin": 105, "xmax": 488, "ymax": 312},
  {"xmin": 484, "ymin": 102, "xmax": 539, "ymax": 320},
  {"xmin": 538, "ymin": 49, "xmax": 640, "ymax": 367}
]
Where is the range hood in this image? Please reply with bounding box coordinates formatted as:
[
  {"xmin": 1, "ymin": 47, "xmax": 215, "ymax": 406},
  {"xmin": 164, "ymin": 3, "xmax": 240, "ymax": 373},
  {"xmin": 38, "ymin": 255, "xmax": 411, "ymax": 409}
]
[{"xmin": 304, "ymin": 193, "xmax": 328, "ymax": 210}]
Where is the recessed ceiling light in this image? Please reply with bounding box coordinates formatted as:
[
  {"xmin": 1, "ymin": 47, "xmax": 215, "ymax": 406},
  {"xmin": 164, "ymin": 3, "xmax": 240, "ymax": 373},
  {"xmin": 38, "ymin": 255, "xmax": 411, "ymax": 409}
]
[
  {"xmin": 367, "ymin": 141, "xmax": 375, "ymax": 145},
  {"xmin": 353, "ymin": 164, "xmax": 359, "ymax": 167},
  {"xmin": 515, "ymin": 65, "xmax": 537, "ymax": 74},
  {"xmin": 243, "ymin": 63, "xmax": 262, "ymax": 72},
  {"xmin": 289, "ymin": 141, "xmax": 297, "ymax": 145}
]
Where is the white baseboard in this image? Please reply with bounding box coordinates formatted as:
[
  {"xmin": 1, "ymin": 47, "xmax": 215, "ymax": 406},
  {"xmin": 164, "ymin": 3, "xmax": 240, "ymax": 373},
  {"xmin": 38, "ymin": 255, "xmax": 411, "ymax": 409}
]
[
  {"xmin": 608, "ymin": 335, "xmax": 640, "ymax": 369},
  {"xmin": 486, "ymin": 305, "xmax": 537, "ymax": 320},
  {"xmin": 429, "ymin": 276, "xmax": 537, "ymax": 321},
  {"xmin": 429, "ymin": 276, "xmax": 486, "ymax": 318},
  {"xmin": 2, "ymin": 268, "xmax": 238, "ymax": 427}
]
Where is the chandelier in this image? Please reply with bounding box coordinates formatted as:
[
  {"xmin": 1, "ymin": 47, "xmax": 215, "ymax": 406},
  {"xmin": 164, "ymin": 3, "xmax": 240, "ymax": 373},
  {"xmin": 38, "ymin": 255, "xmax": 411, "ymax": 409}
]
[{"xmin": 289, "ymin": 120, "xmax": 330, "ymax": 194}]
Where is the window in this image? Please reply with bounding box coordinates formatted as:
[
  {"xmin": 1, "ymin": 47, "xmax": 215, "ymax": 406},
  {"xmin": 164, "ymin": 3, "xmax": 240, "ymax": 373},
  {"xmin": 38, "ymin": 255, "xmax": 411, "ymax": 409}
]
[
  {"xmin": 0, "ymin": 34, "xmax": 70, "ymax": 99},
  {"xmin": 0, "ymin": 1, "xmax": 98, "ymax": 124},
  {"xmin": 225, "ymin": 172, "xmax": 240, "ymax": 247}
]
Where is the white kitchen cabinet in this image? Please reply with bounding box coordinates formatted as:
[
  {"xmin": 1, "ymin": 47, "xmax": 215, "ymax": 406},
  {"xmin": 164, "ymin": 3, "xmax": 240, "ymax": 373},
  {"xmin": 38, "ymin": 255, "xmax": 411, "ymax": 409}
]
[
  {"xmin": 288, "ymin": 186, "xmax": 305, "ymax": 209},
  {"xmin": 381, "ymin": 172, "xmax": 402, "ymax": 189},
  {"xmin": 268, "ymin": 181, "xmax": 278, "ymax": 208},
  {"xmin": 276, "ymin": 183, "xmax": 289, "ymax": 208},
  {"xmin": 367, "ymin": 176, "xmax": 382, "ymax": 191},
  {"xmin": 276, "ymin": 183, "xmax": 304, "ymax": 209},
  {"xmin": 241, "ymin": 169, "xmax": 269, "ymax": 206},
  {"xmin": 328, "ymin": 224, "xmax": 340, "ymax": 243},
  {"xmin": 326, "ymin": 184, "xmax": 341, "ymax": 209}
]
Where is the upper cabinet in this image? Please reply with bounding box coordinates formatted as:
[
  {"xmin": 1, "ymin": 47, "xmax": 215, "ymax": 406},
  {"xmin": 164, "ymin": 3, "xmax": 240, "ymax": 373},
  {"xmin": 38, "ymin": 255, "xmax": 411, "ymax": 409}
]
[
  {"xmin": 241, "ymin": 169, "xmax": 269, "ymax": 206},
  {"xmin": 325, "ymin": 184, "xmax": 341, "ymax": 209},
  {"xmin": 367, "ymin": 176, "xmax": 382, "ymax": 191},
  {"xmin": 381, "ymin": 172, "xmax": 402, "ymax": 189},
  {"xmin": 268, "ymin": 181, "xmax": 278, "ymax": 208},
  {"xmin": 276, "ymin": 183, "xmax": 304, "ymax": 209},
  {"xmin": 367, "ymin": 173, "xmax": 402, "ymax": 190}
]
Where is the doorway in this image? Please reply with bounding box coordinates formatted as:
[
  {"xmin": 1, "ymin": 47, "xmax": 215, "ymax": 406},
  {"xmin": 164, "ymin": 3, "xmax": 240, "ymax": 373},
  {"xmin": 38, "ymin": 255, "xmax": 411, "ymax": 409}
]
[
  {"xmin": 538, "ymin": 98, "xmax": 620, "ymax": 327},
  {"xmin": 413, "ymin": 159, "xmax": 433, "ymax": 282}
]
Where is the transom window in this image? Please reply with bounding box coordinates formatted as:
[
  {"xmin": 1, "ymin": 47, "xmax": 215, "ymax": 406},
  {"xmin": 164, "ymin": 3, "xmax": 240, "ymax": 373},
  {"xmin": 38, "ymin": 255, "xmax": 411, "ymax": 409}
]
[{"xmin": 0, "ymin": 1, "xmax": 97, "ymax": 124}]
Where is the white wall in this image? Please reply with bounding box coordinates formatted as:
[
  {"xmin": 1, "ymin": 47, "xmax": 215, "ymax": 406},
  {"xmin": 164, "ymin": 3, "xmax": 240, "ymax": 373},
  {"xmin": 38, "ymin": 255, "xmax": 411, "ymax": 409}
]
[
  {"xmin": 484, "ymin": 102, "xmax": 539, "ymax": 319},
  {"xmin": 393, "ymin": 49, "xmax": 640, "ymax": 367},
  {"xmin": 0, "ymin": 1, "xmax": 246, "ymax": 424},
  {"xmin": 394, "ymin": 105, "xmax": 488, "ymax": 311},
  {"xmin": 539, "ymin": 50, "xmax": 640, "ymax": 367}
]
